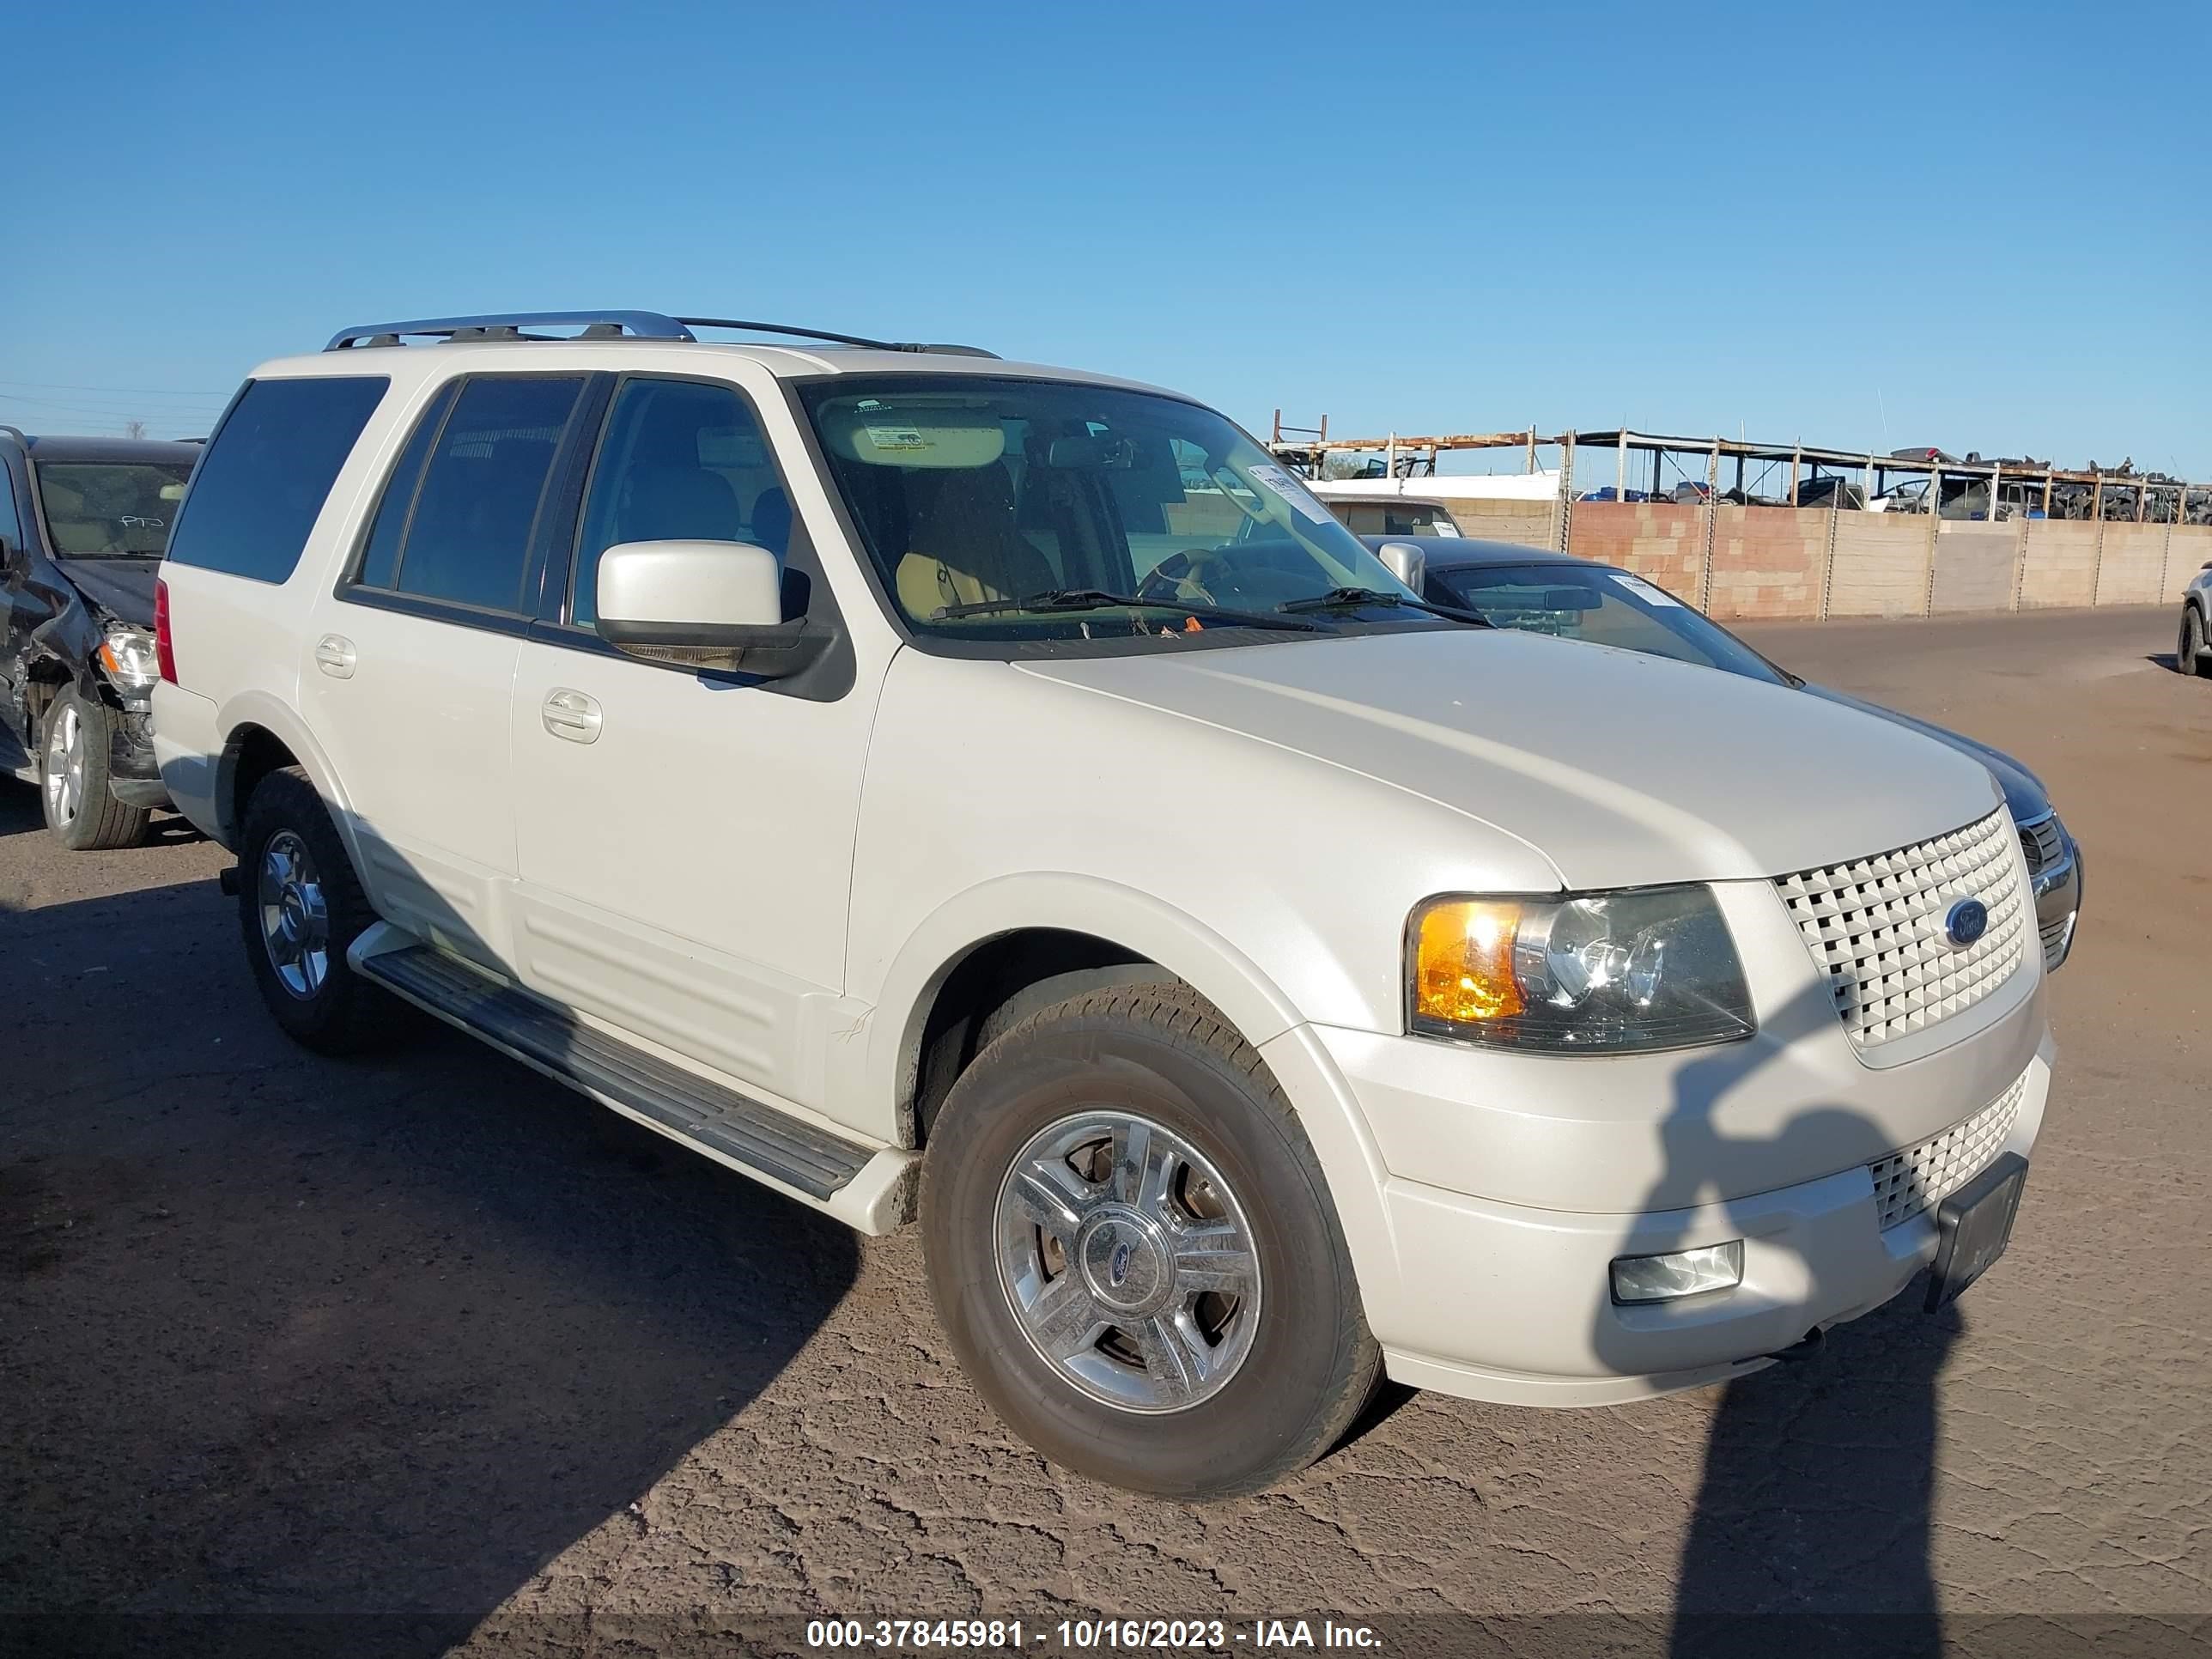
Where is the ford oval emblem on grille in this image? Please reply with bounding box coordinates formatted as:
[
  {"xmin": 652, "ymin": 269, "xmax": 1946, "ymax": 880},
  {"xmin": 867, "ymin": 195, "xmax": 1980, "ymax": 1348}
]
[{"xmin": 1944, "ymin": 897, "xmax": 1990, "ymax": 948}]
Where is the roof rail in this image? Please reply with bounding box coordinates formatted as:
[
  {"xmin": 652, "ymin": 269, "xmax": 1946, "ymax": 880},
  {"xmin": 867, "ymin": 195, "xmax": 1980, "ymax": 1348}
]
[
  {"xmin": 0, "ymin": 424, "xmax": 25, "ymax": 446},
  {"xmin": 325, "ymin": 311, "xmax": 696, "ymax": 350},
  {"xmin": 324, "ymin": 309, "xmax": 998, "ymax": 358},
  {"xmin": 675, "ymin": 317, "xmax": 998, "ymax": 358}
]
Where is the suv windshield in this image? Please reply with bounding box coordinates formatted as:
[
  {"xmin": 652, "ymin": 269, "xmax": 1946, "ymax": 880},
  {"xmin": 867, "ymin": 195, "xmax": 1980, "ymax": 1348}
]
[
  {"xmin": 1430, "ymin": 560, "xmax": 1787, "ymax": 684},
  {"xmin": 799, "ymin": 377, "xmax": 1424, "ymax": 647},
  {"xmin": 33, "ymin": 460, "xmax": 194, "ymax": 556}
]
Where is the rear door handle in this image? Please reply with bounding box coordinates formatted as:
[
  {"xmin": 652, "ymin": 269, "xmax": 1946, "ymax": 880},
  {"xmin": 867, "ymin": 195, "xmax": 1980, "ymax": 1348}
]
[
  {"xmin": 314, "ymin": 635, "xmax": 356, "ymax": 678},
  {"xmin": 541, "ymin": 688, "xmax": 603, "ymax": 744}
]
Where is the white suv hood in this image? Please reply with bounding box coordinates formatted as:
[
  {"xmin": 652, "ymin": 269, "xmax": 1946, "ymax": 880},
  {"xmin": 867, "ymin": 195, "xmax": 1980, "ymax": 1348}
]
[{"xmin": 1019, "ymin": 627, "xmax": 2002, "ymax": 889}]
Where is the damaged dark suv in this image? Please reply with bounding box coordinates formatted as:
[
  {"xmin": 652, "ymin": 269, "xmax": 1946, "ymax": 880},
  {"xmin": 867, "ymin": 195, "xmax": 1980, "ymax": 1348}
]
[{"xmin": 0, "ymin": 428, "xmax": 198, "ymax": 848}]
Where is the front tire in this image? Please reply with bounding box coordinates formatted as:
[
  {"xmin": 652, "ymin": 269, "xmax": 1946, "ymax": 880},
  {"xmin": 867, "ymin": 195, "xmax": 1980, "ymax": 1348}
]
[
  {"xmin": 236, "ymin": 766, "xmax": 400, "ymax": 1054},
  {"xmin": 41, "ymin": 686, "xmax": 150, "ymax": 851},
  {"xmin": 921, "ymin": 983, "xmax": 1380, "ymax": 1500},
  {"xmin": 2181, "ymin": 606, "xmax": 2211, "ymax": 678}
]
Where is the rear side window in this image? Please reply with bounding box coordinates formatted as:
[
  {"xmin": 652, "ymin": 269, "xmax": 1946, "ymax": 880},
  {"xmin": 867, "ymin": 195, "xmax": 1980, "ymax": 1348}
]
[
  {"xmin": 389, "ymin": 377, "xmax": 584, "ymax": 612},
  {"xmin": 354, "ymin": 381, "xmax": 459, "ymax": 589},
  {"xmin": 164, "ymin": 377, "xmax": 388, "ymax": 582}
]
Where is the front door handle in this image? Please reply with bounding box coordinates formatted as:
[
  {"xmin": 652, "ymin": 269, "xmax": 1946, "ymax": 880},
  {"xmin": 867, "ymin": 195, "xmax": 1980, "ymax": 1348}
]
[
  {"xmin": 541, "ymin": 688, "xmax": 603, "ymax": 744},
  {"xmin": 314, "ymin": 635, "xmax": 356, "ymax": 679}
]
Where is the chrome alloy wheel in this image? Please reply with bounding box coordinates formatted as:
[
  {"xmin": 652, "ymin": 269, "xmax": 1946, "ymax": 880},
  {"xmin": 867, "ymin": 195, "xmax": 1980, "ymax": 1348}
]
[
  {"xmin": 996, "ymin": 1110, "xmax": 1261, "ymax": 1413},
  {"xmin": 43, "ymin": 702, "xmax": 85, "ymax": 826},
  {"xmin": 258, "ymin": 830, "xmax": 331, "ymax": 1000}
]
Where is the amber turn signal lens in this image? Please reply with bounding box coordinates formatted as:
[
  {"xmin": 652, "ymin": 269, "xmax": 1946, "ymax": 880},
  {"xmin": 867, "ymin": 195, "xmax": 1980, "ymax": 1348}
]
[{"xmin": 1412, "ymin": 899, "xmax": 1525, "ymax": 1024}]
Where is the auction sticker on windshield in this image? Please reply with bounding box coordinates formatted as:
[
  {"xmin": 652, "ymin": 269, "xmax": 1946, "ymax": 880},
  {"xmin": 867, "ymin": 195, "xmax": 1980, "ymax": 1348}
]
[
  {"xmin": 1613, "ymin": 572, "xmax": 1686, "ymax": 607},
  {"xmin": 1246, "ymin": 463, "xmax": 1336, "ymax": 526}
]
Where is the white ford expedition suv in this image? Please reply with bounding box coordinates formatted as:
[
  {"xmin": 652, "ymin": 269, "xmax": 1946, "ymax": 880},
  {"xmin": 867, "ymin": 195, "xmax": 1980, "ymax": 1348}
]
[{"xmin": 154, "ymin": 311, "xmax": 2053, "ymax": 1499}]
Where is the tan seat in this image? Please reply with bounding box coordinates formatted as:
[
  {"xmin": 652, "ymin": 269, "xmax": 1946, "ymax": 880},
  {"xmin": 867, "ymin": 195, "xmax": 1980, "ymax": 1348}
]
[{"xmin": 895, "ymin": 464, "xmax": 1055, "ymax": 619}]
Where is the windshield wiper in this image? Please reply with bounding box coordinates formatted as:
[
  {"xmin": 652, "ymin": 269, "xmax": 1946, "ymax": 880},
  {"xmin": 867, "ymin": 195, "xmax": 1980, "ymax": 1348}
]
[
  {"xmin": 933, "ymin": 588, "xmax": 1321, "ymax": 632},
  {"xmin": 1278, "ymin": 586, "xmax": 1492, "ymax": 626}
]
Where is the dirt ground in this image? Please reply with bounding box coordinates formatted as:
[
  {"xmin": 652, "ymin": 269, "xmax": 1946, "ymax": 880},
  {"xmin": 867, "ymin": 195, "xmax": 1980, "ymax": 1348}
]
[{"xmin": 2, "ymin": 606, "xmax": 2206, "ymax": 1656}]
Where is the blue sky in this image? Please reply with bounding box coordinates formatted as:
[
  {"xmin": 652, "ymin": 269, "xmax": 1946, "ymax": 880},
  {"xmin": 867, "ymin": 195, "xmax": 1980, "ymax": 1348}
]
[{"xmin": 7, "ymin": 0, "xmax": 2207, "ymax": 475}]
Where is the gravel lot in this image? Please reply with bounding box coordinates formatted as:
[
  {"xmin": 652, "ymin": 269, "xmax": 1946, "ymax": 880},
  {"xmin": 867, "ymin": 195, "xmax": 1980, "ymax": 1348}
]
[{"xmin": 3, "ymin": 606, "xmax": 2206, "ymax": 1656}]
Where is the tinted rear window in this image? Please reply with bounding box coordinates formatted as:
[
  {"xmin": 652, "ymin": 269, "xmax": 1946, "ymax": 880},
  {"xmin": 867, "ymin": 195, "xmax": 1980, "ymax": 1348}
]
[
  {"xmin": 391, "ymin": 376, "xmax": 584, "ymax": 612},
  {"xmin": 165, "ymin": 377, "xmax": 388, "ymax": 582}
]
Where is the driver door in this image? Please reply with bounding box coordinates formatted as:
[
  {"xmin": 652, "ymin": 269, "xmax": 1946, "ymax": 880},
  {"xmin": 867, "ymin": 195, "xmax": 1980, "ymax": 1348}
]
[{"xmin": 506, "ymin": 370, "xmax": 883, "ymax": 1118}]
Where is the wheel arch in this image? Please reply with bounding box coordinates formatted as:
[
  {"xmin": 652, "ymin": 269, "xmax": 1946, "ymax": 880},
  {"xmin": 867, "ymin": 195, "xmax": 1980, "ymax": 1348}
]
[
  {"xmin": 214, "ymin": 692, "xmax": 368, "ymax": 875},
  {"xmin": 868, "ymin": 875, "xmax": 1309, "ymax": 1150}
]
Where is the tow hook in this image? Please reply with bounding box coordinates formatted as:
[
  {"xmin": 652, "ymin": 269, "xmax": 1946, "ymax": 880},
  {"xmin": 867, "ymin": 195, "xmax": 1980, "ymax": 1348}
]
[
  {"xmin": 218, "ymin": 865, "xmax": 240, "ymax": 896},
  {"xmin": 1766, "ymin": 1328, "xmax": 1825, "ymax": 1364}
]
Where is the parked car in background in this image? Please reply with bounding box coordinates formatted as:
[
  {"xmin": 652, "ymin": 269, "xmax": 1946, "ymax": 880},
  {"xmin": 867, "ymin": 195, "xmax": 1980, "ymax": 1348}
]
[
  {"xmin": 2177, "ymin": 560, "xmax": 2212, "ymax": 678},
  {"xmin": 0, "ymin": 428, "xmax": 196, "ymax": 848},
  {"xmin": 155, "ymin": 310, "xmax": 2053, "ymax": 1500},
  {"xmin": 1868, "ymin": 475, "xmax": 2043, "ymax": 520},
  {"xmin": 1796, "ymin": 477, "xmax": 1867, "ymax": 511},
  {"xmin": 1364, "ymin": 534, "xmax": 2084, "ymax": 972},
  {"xmin": 1322, "ymin": 495, "xmax": 1462, "ymax": 537}
]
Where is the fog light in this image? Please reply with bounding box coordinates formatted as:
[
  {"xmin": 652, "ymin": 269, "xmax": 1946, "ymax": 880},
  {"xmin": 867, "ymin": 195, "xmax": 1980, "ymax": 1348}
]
[{"xmin": 1610, "ymin": 1241, "xmax": 1743, "ymax": 1304}]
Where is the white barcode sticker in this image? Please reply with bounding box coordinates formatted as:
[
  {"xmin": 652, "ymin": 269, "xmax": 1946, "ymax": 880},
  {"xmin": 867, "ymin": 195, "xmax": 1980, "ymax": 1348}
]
[
  {"xmin": 1612, "ymin": 572, "xmax": 1686, "ymax": 607},
  {"xmin": 1247, "ymin": 462, "xmax": 1337, "ymax": 525}
]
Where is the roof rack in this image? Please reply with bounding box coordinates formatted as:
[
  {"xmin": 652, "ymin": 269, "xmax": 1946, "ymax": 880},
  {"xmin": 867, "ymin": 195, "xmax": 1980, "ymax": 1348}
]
[{"xmin": 324, "ymin": 310, "xmax": 997, "ymax": 358}]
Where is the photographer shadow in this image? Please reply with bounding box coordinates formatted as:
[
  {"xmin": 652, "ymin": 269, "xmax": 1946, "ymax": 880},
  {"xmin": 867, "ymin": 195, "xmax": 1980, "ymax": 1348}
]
[{"xmin": 1589, "ymin": 981, "xmax": 1963, "ymax": 1658}]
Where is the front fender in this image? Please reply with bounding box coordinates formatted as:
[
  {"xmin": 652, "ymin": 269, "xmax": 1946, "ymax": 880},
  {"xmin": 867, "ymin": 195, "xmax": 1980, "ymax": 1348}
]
[
  {"xmin": 863, "ymin": 873, "xmax": 1305, "ymax": 1123},
  {"xmin": 854, "ymin": 872, "xmax": 1402, "ymax": 1318}
]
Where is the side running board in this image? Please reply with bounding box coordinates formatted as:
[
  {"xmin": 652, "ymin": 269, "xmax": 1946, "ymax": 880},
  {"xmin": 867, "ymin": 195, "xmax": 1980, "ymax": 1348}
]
[{"xmin": 356, "ymin": 943, "xmax": 874, "ymax": 1200}]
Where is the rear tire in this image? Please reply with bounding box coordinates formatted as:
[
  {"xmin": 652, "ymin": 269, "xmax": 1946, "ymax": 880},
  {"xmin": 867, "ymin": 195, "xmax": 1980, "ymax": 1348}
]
[
  {"xmin": 236, "ymin": 766, "xmax": 401, "ymax": 1054},
  {"xmin": 40, "ymin": 687, "xmax": 150, "ymax": 851},
  {"xmin": 921, "ymin": 982, "xmax": 1380, "ymax": 1500},
  {"xmin": 2180, "ymin": 606, "xmax": 2210, "ymax": 678}
]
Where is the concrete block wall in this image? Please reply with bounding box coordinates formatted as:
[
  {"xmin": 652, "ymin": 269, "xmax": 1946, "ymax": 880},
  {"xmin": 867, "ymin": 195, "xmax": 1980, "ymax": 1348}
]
[
  {"xmin": 2096, "ymin": 525, "xmax": 2169, "ymax": 607},
  {"xmin": 1705, "ymin": 507, "xmax": 1826, "ymax": 620},
  {"xmin": 2167, "ymin": 526, "xmax": 2212, "ymax": 599},
  {"xmin": 1565, "ymin": 502, "xmax": 1705, "ymax": 599},
  {"xmin": 1826, "ymin": 518, "xmax": 1931, "ymax": 617},
  {"xmin": 1930, "ymin": 526, "xmax": 2019, "ymax": 614},
  {"xmin": 1443, "ymin": 499, "xmax": 1554, "ymax": 550},
  {"xmin": 2018, "ymin": 523, "xmax": 2100, "ymax": 609}
]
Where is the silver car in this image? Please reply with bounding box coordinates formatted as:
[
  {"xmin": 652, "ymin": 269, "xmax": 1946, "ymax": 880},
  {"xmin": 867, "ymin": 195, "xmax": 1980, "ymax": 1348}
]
[{"xmin": 2178, "ymin": 560, "xmax": 2212, "ymax": 682}]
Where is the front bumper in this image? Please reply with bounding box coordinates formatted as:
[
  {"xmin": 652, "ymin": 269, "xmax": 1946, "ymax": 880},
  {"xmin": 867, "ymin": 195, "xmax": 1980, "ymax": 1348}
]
[
  {"xmin": 1370, "ymin": 1040, "xmax": 2050, "ymax": 1406},
  {"xmin": 106, "ymin": 703, "xmax": 169, "ymax": 809},
  {"xmin": 1278, "ymin": 876, "xmax": 2055, "ymax": 1407}
]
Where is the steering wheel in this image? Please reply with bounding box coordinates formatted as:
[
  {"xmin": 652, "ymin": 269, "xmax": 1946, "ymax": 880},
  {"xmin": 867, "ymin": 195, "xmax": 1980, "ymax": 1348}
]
[{"xmin": 1135, "ymin": 548, "xmax": 1225, "ymax": 607}]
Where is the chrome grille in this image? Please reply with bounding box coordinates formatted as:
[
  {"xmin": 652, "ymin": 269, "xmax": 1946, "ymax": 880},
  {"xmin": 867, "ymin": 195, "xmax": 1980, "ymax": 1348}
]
[
  {"xmin": 1777, "ymin": 809, "xmax": 2029, "ymax": 1050},
  {"xmin": 2018, "ymin": 813, "xmax": 2064, "ymax": 877},
  {"xmin": 1869, "ymin": 1070, "xmax": 2027, "ymax": 1230}
]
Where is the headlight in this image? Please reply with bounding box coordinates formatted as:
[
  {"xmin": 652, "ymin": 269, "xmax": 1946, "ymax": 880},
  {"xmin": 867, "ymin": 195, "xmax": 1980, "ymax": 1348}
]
[
  {"xmin": 1407, "ymin": 885, "xmax": 1754, "ymax": 1054},
  {"xmin": 96, "ymin": 627, "xmax": 161, "ymax": 693}
]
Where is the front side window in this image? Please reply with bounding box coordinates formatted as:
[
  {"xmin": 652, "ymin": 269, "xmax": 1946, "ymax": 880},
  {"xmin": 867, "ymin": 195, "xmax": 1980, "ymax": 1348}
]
[
  {"xmin": 390, "ymin": 376, "xmax": 584, "ymax": 612},
  {"xmin": 798, "ymin": 376, "xmax": 1424, "ymax": 650},
  {"xmin": 571, "ymin": 378, "xmax": 793, "ymax": 627},
  {"xmin": 166, "ymin": 377, "xmax": 388, "ymax": 582},
  {"xmin": 1432, "ymin": 562, "xmax": 1785, "ymax": 684},
  {"xmin": 32, "ymin": 462, "xmax": 194, "ymax": 556}
]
